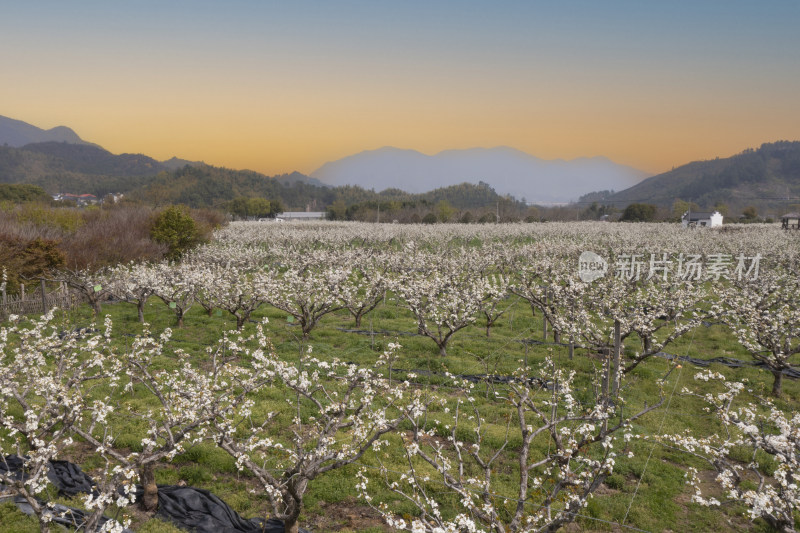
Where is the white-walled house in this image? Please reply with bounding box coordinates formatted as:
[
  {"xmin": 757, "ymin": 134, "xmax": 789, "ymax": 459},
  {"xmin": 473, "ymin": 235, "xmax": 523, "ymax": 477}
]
[
  {"xmin": 276, "ymin": 211, "xmax": 326, "ymax": 221},
  {"xmin": 681, "ymin": 211, "xmax": 723, "ymax": 228}
]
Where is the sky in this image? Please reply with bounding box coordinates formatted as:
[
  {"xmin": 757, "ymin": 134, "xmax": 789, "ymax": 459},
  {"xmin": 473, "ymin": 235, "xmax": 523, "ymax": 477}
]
[{"xmin": 2, "ymin": 0, "xmax": 799, "ymax": 177}]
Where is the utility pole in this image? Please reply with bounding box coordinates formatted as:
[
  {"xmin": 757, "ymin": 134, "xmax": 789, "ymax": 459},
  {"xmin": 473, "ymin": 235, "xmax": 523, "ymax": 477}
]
[{"xmin": 40, "ymin": 279, "xmax": 48, "ymax": 314}]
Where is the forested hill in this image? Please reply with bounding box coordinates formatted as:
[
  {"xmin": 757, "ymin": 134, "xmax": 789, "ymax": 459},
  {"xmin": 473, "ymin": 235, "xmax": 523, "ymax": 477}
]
[
  {"xmin": 605, "ymin": 141, "xmax": 800, "ymax": 211},
  {"xmin": 128, "ymin": 165, "xmax": 521, "ymax": 212},
  {"xmin": 0, "ymin": 142, "xmax": 522, "ymax": 212},
  {"xmin": 129, "ymin": 165, "xmax": 332, "ymax": 209},
  {"xmin": 20, "ymin": 142, "xmax": 169, "ymax": 176},
  {"xmin": 0, "ymin": 142, "xmax": 200, "ymax": 196}
]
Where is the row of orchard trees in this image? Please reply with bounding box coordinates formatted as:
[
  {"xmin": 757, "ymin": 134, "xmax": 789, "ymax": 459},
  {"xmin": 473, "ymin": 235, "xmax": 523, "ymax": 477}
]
[
  {"xmin": 56, "ymin": 237, "xmax": 799, "ymax": 396},
  {"xmin": 52, "ymin": 245, "xmax": 510, "ymax": 350}
]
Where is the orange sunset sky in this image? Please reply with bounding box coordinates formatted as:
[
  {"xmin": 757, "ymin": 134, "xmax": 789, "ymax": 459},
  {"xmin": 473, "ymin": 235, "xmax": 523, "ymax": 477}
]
[{"xmin": 3, "ymin": 1, "xmax": 799, "ymax": 177}]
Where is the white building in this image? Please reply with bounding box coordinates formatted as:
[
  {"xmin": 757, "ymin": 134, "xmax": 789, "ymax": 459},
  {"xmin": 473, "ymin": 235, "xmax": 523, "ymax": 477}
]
[
  {"xmin": 681, "ymin": 210, "xmax": 723, "ymax": 228},
  {"xmin": 276, "ymin": 211, "xmax": 326, "ymax": 221}
]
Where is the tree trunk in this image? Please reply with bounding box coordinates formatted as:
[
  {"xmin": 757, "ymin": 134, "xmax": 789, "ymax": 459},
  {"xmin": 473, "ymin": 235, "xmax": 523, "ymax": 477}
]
[
  {"xmin": 438, "ymin": 342, "xmax": 447, "ymax": 357},
  {"xmin": 284, "ymin": 517, "xmax": 300, "ymax": 533},
  {"xmin": 354, "ymin": 312, "xmax": 362, "ymax": 329},
  {"xmin": 281, "ymin": 479, "xmax": 306, "ymax": 533},
  {"xmin": 138, "ymin": 300, "xmax": 146, "ymax": 323},
  {"xmin": 140, "ymin": 463, "xmax": 158, "ymax": 512},
  {"xmin": 176, "ymin": 311, "xmax": 184, "ymax": 328},
  {"xmin": 611, "ymin": 320, "xmax": 622, "ymax": 397},
  {"xmin": 643, "ymin": 335, "xmax": 652, "ymax": 354},
  {"xmin": 772, "ymin": 370, "xmax": 783, "ymax": 397},
  {"xmin": 37, "ymin": 517, "xmax": 51, "ymax": 533},
  {"xmin": 91, "ymin": 298, "xmax": 102, "ymax": 317},
  {"xmin": 84, "ymin": 510, "xmax": 103, "ymax": 533},
  {"xmin": 236, "ymin": 315, "xmax": 246, "ymax": 330}
]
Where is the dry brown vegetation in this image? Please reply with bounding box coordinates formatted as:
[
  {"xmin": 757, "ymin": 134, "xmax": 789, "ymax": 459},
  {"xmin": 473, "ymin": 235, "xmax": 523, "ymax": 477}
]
[{"xmin": 0, "ymin": 203, "xmax": 225, "ymax": 294}]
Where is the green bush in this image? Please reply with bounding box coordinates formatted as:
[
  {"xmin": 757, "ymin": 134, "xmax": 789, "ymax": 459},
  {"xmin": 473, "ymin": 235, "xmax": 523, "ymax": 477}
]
[
  {"xmin": 620, "ymin": 203, "xmax": 657, "ymax": 222},
  {"xmin": 150, "ymin": 205, "xmax": 205, "ymax": 260}
]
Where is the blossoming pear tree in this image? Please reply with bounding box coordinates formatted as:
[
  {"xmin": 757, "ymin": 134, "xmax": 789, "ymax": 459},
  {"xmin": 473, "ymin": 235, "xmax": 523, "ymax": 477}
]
[
  {"xmin": 663, "ymin": 370, "xmax": 800, "ymax": 532},
  {"xmin": 0, "ymin": 312, "xmax": 133, "ymax": 532},
  {"xmin": 715, "ymin": 270, "xmax": 800, "ymax": 396},
  {"xmin": 214, "ymin": 343, "xmax": 433, "ymax": 533},
  {"xmin": 358, "ymin": 356, "xmax": 666, "ymax": 532}
]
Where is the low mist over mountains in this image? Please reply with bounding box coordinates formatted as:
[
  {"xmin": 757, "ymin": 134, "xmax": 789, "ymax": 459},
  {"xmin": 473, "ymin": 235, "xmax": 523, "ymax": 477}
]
[{"xmin": 312, "ymin": 146, "xmax": 649, "ymax": 203}]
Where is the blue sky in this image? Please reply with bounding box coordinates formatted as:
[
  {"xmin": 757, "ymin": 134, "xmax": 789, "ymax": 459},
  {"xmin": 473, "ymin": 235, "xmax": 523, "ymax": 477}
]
[{"xmin": 2, "ymin": 1, "xmax": 799, "ymax": 174}]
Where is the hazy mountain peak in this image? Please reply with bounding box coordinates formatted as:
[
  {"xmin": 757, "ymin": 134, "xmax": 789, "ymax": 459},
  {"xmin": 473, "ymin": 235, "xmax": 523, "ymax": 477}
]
[
  {"xmin": 161, "ymin": 156, "xmax": 204, "ymax": 170},
  {"xmin": 312, "ymin": 146, "xmax": 648, "ymax": 203},
  {"xmin": 0, "ymin": 115, "xmax": 95, "ymax": 147}
]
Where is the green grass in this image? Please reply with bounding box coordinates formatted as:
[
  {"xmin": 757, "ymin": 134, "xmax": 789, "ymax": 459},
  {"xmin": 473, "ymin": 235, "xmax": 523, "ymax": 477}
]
[
  {"xmin": 2, "ymin": 293, "xmax": 798, "ymax": 532},
  {"xmin": 0, "ymin": 503, "xmax": 38, "ymax": 533}
]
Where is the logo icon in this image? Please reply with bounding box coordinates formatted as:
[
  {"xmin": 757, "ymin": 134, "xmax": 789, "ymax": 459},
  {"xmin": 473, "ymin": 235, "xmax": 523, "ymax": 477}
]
[{"xmin": 578, "ymin": 251, "xmax": 607, "ymax": 282}]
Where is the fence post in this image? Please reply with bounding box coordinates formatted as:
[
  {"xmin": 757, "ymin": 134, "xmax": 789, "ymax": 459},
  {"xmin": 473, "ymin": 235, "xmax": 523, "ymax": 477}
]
[
  {"xmin": 542, "ymin": 287, "xmax": 549, "ymax": 341},
  {"xmin": 41, "ymin": 279, "xmax": 48, "ymax": 315},
  {"xmin": 20, "ymin": 283, "xmax": 25, "ymax": 301}
]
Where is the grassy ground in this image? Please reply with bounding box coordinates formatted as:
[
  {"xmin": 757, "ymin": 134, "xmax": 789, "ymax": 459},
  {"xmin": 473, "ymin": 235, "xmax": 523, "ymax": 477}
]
[{"xmin": 2, "ymin": 293, "xmax": 798, "ymax": 532}]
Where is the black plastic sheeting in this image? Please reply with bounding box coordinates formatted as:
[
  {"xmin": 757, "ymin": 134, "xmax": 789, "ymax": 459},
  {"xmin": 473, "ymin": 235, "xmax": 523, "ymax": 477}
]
[
  {"xmin": 337, "ymin": 327, "xmax": 422, "ymax": 337},
  {"xmin": 388, "ymin": 366, "xmax": 558, "ymax": 391},
  {"xmin": 48, "ymin": 459, "xmax": 100, "ymax": 496},
  {"xmin": 376, "ymin": 355, "xmax": 797, "ymax": 390},
  {"xmin": 57, "ymin": 327, "xmax": 100, "ymax": 340},
  {"xmin": 4, "ymin": 494, "xmax": 127, "ymax": 532},
  {"xmin": 655, "ymin": 352, "xmax": 800, "ymax": 379},
  {"xmin": 0, "ymin": 455, "xmax": 311, "ymax": 533},
  {"xmin": 0, "ymin": 456, "xmax": 99, "ymax": 497},
  {"xmin": 0, "ymin": 454, "xmax": 27, "ymax": 481},
  {"xmin": 518, "ymin": 338, "xmax": 574, "ymax": 347},
  {"xmin": 0, "ymin": 456, "xmax": 126, "ymax": 532},
  {"xmin": 134, "ymin": 485, "xmax": 304, "ymax": 533}
]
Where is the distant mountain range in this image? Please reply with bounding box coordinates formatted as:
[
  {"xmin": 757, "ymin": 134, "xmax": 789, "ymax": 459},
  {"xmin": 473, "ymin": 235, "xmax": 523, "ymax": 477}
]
[
  {"xmin": 2, "ymin": 114, "xmax": 798, "ymax": 214},
  {"xmin": 0, "ymin": 115, "xmax": 331, "ymax": 206},
  {"xmin": 0, "ymin": 115, "xmax": 650, "ymax": 204},
  {"xmin": 312, "ymin": 146, "xmax": 649, "ymax": 203}
]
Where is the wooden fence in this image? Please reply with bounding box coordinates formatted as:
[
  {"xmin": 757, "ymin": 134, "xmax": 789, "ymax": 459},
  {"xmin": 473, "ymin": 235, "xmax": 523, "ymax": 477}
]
[{"xmin": 1, "ymin": 281, "xmax": 83, "ymax": 317}]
